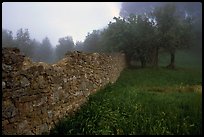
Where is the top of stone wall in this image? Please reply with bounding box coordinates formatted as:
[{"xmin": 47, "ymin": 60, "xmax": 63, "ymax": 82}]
[
  {"xmin": 2, "ymin": 47, "xmax": 125, "ymax": 71},
  {"xmin": 2, "ymin": 48, "xmax": 26, "ymax": 70}
]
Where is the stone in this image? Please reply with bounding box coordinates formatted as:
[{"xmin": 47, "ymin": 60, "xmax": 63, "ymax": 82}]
[
  {"xmin": 8, "ymin": 116, "xmax": 19, "ymax": 123},
  {"xmin": 47, "ymin": 110, "xmax": 53, "ymax": 118},
  {"xmin": 19, "ymin": 96, "xmax": 34, "ymax": 102},
  {"xmin": 20, "ymin": 77, "xmax": 30, "ymax": 87},
  {"xmin": 3, "ymin": 91, "xmax": 13, "ymax": 98},
  {"xmin": 18, "ymin": 103, "xmax": 28, "ymax": 115},
  {"xmin": 32, "ymin": 115, "xmax": 42, "ymax": 125},
  {"xmin": 38, "ymin": 76, "xmax": 46, "ymax": 89},
  {"xmin": 2, "ymin": 100, "xmax": 17, "ymax": 119},
  {"xmin": 2, "ymin": 120, "xmax": 9, "ymax": 126},
  {"xmin": 53, "ymin": 91, "xmax": 59, "ymax": 102},
  {"xmin": 23, "ymin": 130, "xmax": 35, "ymax": 135},
  {"xmin": 2, "ymin": 64, "xmax": 13, "ymax": 71},
  {"xmin": 39, "ymin": 123, "xmax": 49, "ymax": 133},
  {"xmin": 58, "ymin": 86, "xmax": 62, "ymax": 90},
  {"xmin": 17, "ymin": 120, "xmax": 28, "ymax": 133},
  {"xmin": 73, "ymin": 91, "xmax": 83, "ymax": 96},
  {"xmin": 32, "ymin": 97, "xmax": 46, "ymax": 107},
  {"xmin": 2, "ymin": 81, "xmax": 6, "ymax": 89},
  {"xmin": 63, "ymin": 78, "xmax": 67, "ymax": 83},
  {"xmin": 2, "ymin": 124, "xmax": 17, "ymax": 135}
]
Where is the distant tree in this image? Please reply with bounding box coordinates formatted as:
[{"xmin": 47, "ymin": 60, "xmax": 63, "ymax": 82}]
[
  {"xmin": 183, "ymin": 3, "xmax": 202, "ymax": 53},
  {"xmin": 101, "ymin": 15, "xmax": 156, "ymax": 67},
  {"xmin": 100, "ymin": 17, "xmax": 129, "ymax": 53},
  {"xmin": 83, "ymin": 30, "xmax": 103, "ymax": 53},
  {"xmin": 14, "ymin": 28, "xmax": 35, "ymax": 58},
  {"xmin": 29, "ymin": 39, "xmax": 42, "ymax": 62},
  {"xmin": 55, "ymin": 36, "xmax": 75, "ymax": 61},
  {"xmin": 120, "ymin": 2, "xmax": 200, "ymax": 68},
  {"xmin": 2, "ymin": 29, "xmax": 14, "ymax": 47},
  {"xmin": 128, "ymin": 14, "xmax": 157, "ymax": 67},
  {"xmin": 37, "ymin": 37, "xmax": 54, "ymax": 63},
  {"xmin": 154, "ymin": 3, "xmax": 194, "ymax": 69},
  {"xmin": 120, "ymin": 2, "xmax": 202, "ymax": 67},
  {"xmin": 120, "ymin": 2, "xmax": 163, "ymax": 18},
  {"xmin": 74, "ymin": 41, "xmax": 84, "ymax": 51}
]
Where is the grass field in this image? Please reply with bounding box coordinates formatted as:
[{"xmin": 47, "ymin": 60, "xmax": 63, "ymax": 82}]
[{"xmin": 49, "ymin": 49, "xmax": 202, "ymax": 135}]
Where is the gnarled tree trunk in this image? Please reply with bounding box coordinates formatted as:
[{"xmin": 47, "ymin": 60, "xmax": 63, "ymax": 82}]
[
  {"xmin": 125, "ymin": 54, "xmax": 132, "ymax": 67},
  {"xmin": 140, "ymin": 56, "xmax": 146, "ymax": 68},
  {"xmin": 153, "ymin": 46, "xmax": 159, "ymax": 67},
  {"xmin": 167, "ymin": 49, "xmax": 175, "ymax": 69}
]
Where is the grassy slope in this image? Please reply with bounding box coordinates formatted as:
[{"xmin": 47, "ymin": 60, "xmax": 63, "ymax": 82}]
[{"xmin": 50, "ymin": 50, "xmax": 202, "ymax": 135}]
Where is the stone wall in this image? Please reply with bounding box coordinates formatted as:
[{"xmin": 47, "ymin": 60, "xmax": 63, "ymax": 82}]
[{"xmin": 2, "ymin": 47, "xmax": 126, "ymax": 135}]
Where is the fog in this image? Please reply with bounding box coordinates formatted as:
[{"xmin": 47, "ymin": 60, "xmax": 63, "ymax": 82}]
[
  {"xmin": 2, "ymin": 2, "xmax": 121, "ymax": 46},
  {"xmin": 2, "ymin": 2, "xmax": 202, "ymax": 68}
]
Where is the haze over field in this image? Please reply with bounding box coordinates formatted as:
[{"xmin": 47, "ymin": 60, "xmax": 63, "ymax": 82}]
[{"xmin": 2, "ymin": 2, "xmax": 122, "ymax": 46}]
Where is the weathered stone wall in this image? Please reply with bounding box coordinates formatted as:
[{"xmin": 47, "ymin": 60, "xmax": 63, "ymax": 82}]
[{"xmin": 2, "ymin": 47, "xmax": 126, "ymax": 135}]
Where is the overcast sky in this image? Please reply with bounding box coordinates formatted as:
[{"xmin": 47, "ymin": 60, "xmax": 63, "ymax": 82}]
[{"xmin": 2, "ymin": 2, "xmax": 122, "ymax": 47}]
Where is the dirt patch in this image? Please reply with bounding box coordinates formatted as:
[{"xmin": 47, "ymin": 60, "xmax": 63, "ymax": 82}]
[{"xmin": 145, "ymin": 85, "xmax": 202, "ymax": 94}]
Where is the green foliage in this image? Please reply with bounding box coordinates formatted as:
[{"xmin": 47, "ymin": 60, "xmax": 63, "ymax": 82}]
[
  {"xmin": 55, "ymin": 36, "xmax": 75, "ymax": 61},
  {"xmin": 153, "ymin": 3, "xmax": 195, "ymax": 68},
  {"xmin": 155, "ymin": 4, "xmax": 193, "ymax": 50},
  {"xmin": 94, "ymin": 3, "xmax": 195, "ymax": 68},
  {"xmin": 83, "ymin": 30, "xmax": 103, "ymax": 53},
  {"xmin": 2, "ymin": 29, "xmax": 14, "ymax": 47},
  {"xmin": 16, "ymin": 28, "xmax": 30, "ymax": 44},
  {"xmin": 37, "ymin": 37, "xmax": 54, "ymax": 63},
  {"xmin": 100, "ymin": 17, "xmax": 129, "ymax": 53},
  {"xmin": 14, "ymin": 28, "xmax": 36, "ymax": 58},
  {"xmin": 128, "ymin": 14, "xmax": 157, "ymax": 66},
  {"xmin": 75, "ymin": 41, "xmax": 84, "ymax": 51},
  {"xmin": 2, "ymin": 28, "xmax": 54, "ymax": 63},
  {"xmin": 100, "ymin": 14, "xmax": 157, "ymax": 67}
]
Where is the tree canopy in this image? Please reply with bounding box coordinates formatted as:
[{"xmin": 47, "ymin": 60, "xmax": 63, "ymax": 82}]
[{"xmin": 55, "ymin": 36, "xmax": 75, "ymax": 61}]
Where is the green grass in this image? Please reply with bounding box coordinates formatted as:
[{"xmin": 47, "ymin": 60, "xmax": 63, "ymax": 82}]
[{"xmin": 50, "ymin": 50, "xmax": 202, "ymax": 135}]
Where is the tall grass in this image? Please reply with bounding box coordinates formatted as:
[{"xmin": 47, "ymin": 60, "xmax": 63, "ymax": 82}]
[{"xmin": 49, "ymin": 49, "xmax": 202, "ymax": 135}]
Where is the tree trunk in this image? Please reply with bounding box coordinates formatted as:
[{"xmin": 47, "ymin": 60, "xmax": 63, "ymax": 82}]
[
  {"xmin": 167, "ymin": 50, "xmax": 175, "ymax": 69},
  {"xmin": 154, "ymin": 46, "xmax": 159, "ymax": 67},
  {"xmin": 149, "ymin": 47, "xmax": 159, "ymax": 67},
  {"xmin": 141, "ymin": 61, "xmax": 146, "ymax": 68},
  {"xmin": 125, "ymin": 54, "xmax": 132, "ymax": 67},
  {"xmin": 140, "ymin": 56, "xmax": 146, "ymax": 68}
]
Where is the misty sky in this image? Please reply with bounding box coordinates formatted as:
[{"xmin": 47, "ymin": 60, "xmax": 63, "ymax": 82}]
[{"xmin": 2, "ymin": 2, "xmax": 121, "ymax": 47}]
